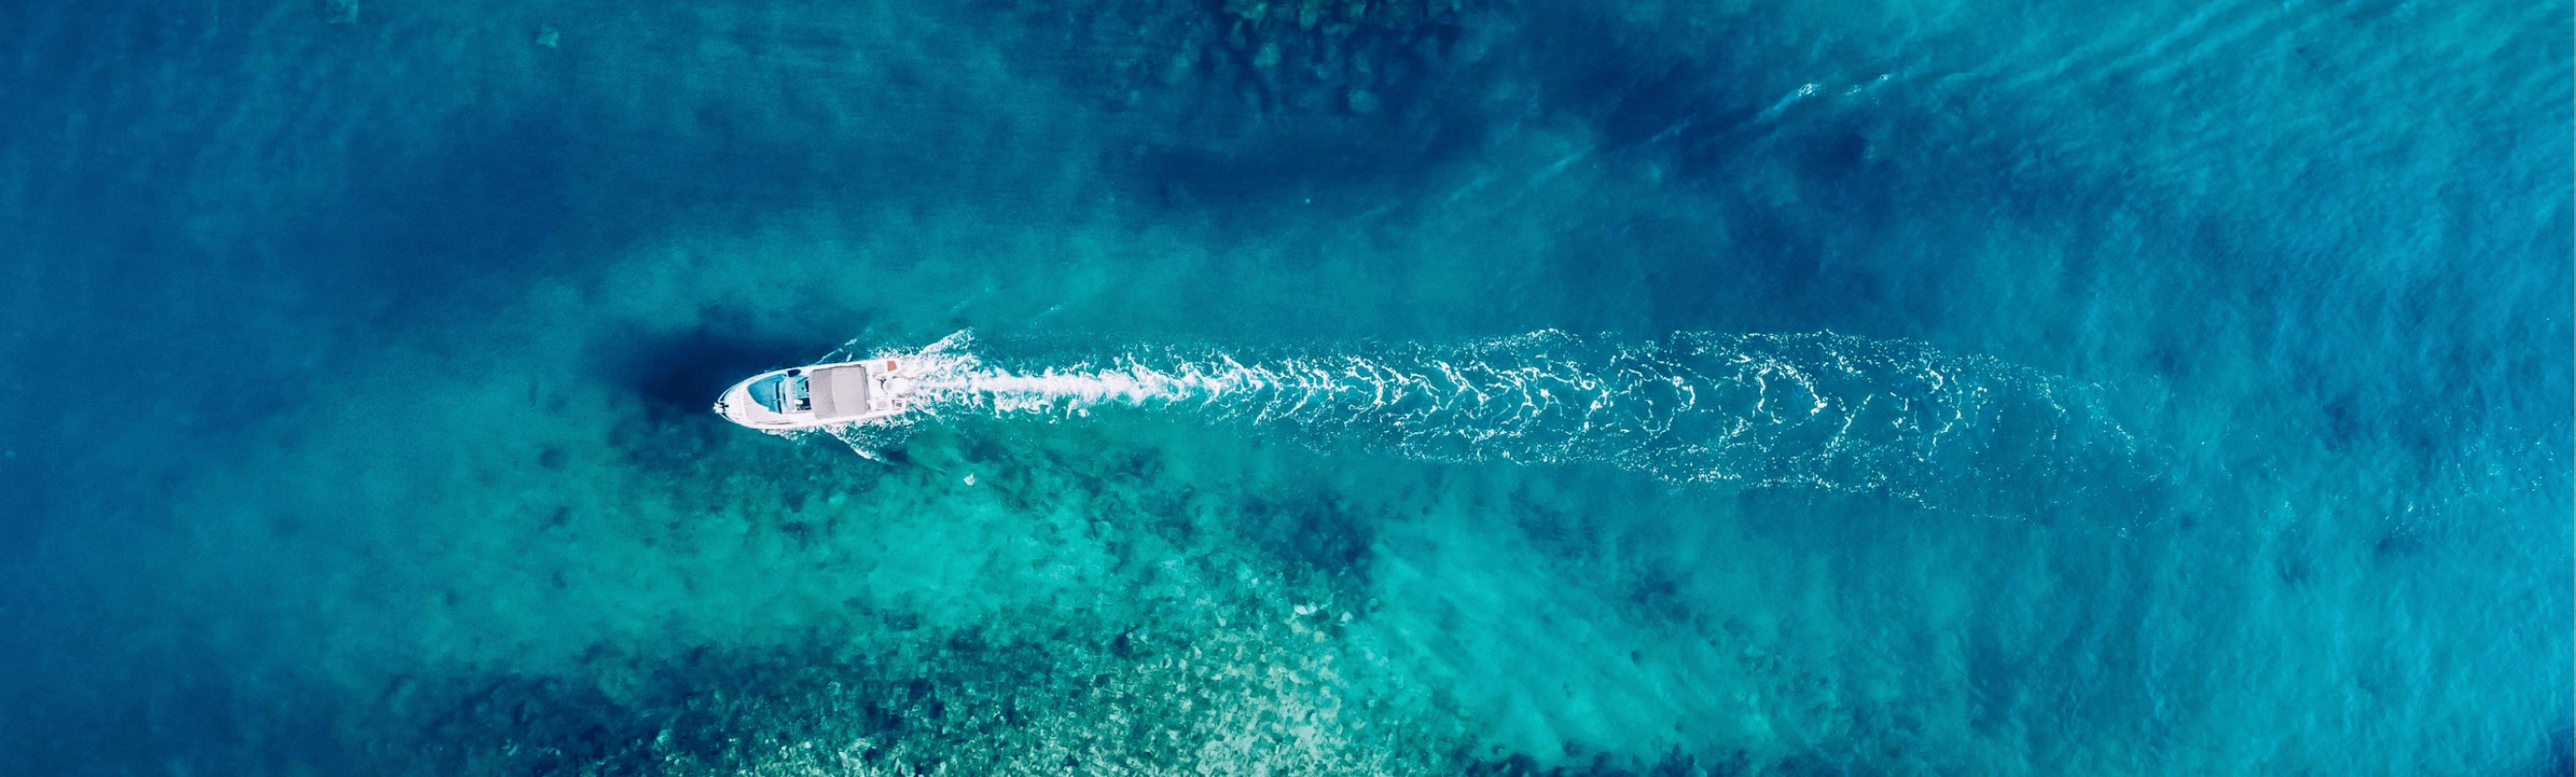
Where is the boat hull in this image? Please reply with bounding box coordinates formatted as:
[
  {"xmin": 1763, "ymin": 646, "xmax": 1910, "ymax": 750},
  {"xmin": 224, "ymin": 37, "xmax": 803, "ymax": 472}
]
[{"xmin": 714, "ymin": 357, "xmax": 915, "ymax": 430}]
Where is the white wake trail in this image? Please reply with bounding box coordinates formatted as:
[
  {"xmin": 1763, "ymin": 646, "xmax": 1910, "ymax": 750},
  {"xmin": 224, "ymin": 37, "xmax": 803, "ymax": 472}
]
[{"xmin": 860, "ymin": 330, "xmax": 2153, "ymax": 513}]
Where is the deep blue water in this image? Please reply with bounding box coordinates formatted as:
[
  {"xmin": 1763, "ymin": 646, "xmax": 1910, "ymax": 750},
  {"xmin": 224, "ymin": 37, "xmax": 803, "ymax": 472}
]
[{"xmin": 3, "ymin": 0, "xmax": 2569, "ymax": 774}]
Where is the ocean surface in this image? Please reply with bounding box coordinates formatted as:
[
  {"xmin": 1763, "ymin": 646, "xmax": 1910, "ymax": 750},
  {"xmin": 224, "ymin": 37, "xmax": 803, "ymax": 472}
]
[{"xmin": 2, "ymin": 0, "xmax": 2568, "ymax": 774}]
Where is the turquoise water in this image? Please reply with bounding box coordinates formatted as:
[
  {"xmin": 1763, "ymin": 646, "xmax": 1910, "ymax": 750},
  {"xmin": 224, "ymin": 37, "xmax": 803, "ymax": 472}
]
[{"xmin": 2, "ymin": 0, "xmax": 2567, "ymax": 774}]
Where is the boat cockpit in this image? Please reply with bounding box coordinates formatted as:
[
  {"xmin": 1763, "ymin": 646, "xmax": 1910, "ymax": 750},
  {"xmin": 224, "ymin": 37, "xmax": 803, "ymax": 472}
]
[{"xmin": 746, "ymin": 370, "xmax": 813, "ymax": 414}]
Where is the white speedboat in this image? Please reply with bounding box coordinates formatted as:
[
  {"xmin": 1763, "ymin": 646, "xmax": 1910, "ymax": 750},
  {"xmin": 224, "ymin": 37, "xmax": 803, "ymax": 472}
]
[{"xmin": 714, "ymin": 357, "xmax": 917, "ymax": 430}]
